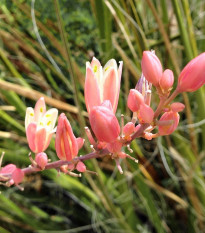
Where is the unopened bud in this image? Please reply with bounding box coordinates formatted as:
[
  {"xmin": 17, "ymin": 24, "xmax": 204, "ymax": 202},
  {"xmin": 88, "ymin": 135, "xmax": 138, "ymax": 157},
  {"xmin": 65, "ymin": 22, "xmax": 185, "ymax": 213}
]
[
  {"xmin": 160, "ymin": 69, "xmax": 174, "ymax": 91},
  {"xmin": 35, "ymin": 152, "xmax": 48, "ymax": 170},
  {"xmin": 170, "ymin": 102, "xmax": 185, "ymax": 112},
  {"xmin": 76, "ymin": 161, "xmax": 86, "ymax": 173},
  {"xmin": 127, "ymin": 89, "xmax": 144, "ymax": 112},
  {"xmin": 141, "ymin": 51, "xmax": 163, "ymax": 86}
]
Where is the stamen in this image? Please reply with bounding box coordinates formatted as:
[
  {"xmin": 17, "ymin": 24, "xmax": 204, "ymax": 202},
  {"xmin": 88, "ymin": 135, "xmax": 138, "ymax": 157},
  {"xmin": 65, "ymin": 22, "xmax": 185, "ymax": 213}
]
[
  {"xmin": 28, "ymin": 152, "xmax": 37, "ymax": 167},
  {"xmin": 40, "ymin": 107, "xmax": 43, "ymax": 113},
  {"xmin": 30, "ymin": 113, "xmax": 34, "ymax": 116},
  {"xmin": 127, "ymin": 145, "xmax": 133, "ymax": 153},
  {"xmin": 86, "ymin": 170, "xmax": 98, "ymax": 176},
  {"xmin": 90, "ymin": 145, "xmax": 96, "ymax": 152},
  {"xmin": 47, "ymin": 121, "xmax": 52, "ymax": 126},
  {"xmin": 115, "ymin": 159, "xmax": 123, "ymax": 174},
  {"xmin": 93, "ymin": 65, "xmax": 98, "ymax": 73},
  {"xmin": 126, "ymin": 154, "xmax": 138, "ymax": 163},
  {"xmin": 66, "ymin": 171, "xmax": 81, "ymax": 177},
  {"xmin": 105, "ymin": 66, "xmax": 110, "ymax": 71}
]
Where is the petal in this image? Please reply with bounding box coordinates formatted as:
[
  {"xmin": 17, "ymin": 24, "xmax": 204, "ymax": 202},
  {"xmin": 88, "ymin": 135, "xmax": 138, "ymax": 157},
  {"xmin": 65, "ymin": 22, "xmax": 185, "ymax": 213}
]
[
  {"xmin": 76, "ymin": 161, "xmax": 86, "ymax": 173},
  {"xmin": 42, "ymin": 108, "xmax": 58, "ymax": 132},
  {"xmin": 76, "ymin": 137, "xmax": 84, "ymax": 150},
  {"xmin": 90, "ymin": 58, "xmax": 103, "ymax": 88},
  {"xmin": 101, "ymin": 100, "xmax": 113, "ymax": 111},
  {"xmin": 43, "ymin": 132, "xmax": 53, "ymax": 152},
  {"xmin": 26, "ymin": 123, "xmax": 37, "ymax": 153},
  {"xmin": 0, "ymin": 164, "xmax": 16, "ymax": 174},
  {"xmin": 64, "ymin": 118, "xmax": 78, "ymax": 158},
  {"xmin": 103, "ymin": 68, "xmax": 119, "ymax": 113},
  {"xmin": 12, "ymin": 168, "xmax": 24, "ymax": 185},
  {"xmin": 25, "ymin": 107, "xmax": 34, "ymax": 129},
  {"xmin": 84, "ymin": 66, "xmax": 101, "ymax": 113},
  {"xmin": 36, "ymin": 127, "xmax": 47, "ymax": 153},
  {"xmin": 138, "ymin": 104, "xmax": 154, "ymax": 123},
  {"xmin": 34, "ymin": 97, "xmax": 46, "ymax": 122},
  {"xmin": 63, "ymin": 127, "xmax": 72, "ymax": 161},
  {"xmin": 55, "ymin": 114, "xmax": 66, "ymax": 160},
  {"xmin": 103, "ymin": 59, "xmax": 118, "ymax": 73}
]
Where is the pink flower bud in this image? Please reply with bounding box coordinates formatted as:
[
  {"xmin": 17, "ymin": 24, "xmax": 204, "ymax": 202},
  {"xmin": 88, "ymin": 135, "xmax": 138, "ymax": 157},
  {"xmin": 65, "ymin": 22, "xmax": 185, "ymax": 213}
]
[
  {"xmin": 11, "ymin": 168, "xmax": 24, "ymax": 185},
  {"xmin": 76, "ymin": 161, "xmax": 86, "ymax": 173},
  {"xmin": 170, "ymin": 102, "xmax": 185, "ymax": 112},
  {"xmin": 141, "ymin": 51, "xmax": 163, "ymax": 86},
  {"xmin": 35, "ymin": 152, "xmax": 48, "ymax": 169},
  {"xmin": 55, "ymin": 113, "xmax": 84, "ymax": 161},
  {"xmin": 160, "ymin": 69, "xmax": 174, "ymax": 91},
  {"xmin": 127, "ymin": 89, "xmax": 144, "ymax": 112},
  {"xmin": 177, "ymin": 53, "xmax": 205, "ymax": 92},
  {"xmin": 123, "ymin": 122, "xmax": 135, "ymax": 136},
  {"xmin": 89, "ymin": 104, "xmax": 120, "ymax": 143},
  {"xmin": 158, "ymin": 111, "xmax": 179, "ymax": 135},
  {"xmin": 138, "ymin": 104, "xmax": 154, "ymax": 123}
]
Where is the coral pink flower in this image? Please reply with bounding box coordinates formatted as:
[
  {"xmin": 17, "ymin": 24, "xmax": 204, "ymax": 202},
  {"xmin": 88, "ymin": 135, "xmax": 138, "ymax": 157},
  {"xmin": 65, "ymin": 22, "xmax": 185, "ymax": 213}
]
[
  {"xmin": 160, "ymin": 69, "xmax": 174, "ymax": 91},
  {"xmin": 127, "ymin": 89, "xmax": 144, "ymax": 112},
  {"xmin": 89, "ymin": 102, "xmax": 120, "ymax": 143},
  {"xmin": 141, "ymin": 51, "xmax": 163, "ymax": 86},
  {"xmin": 25, "ymin": 97, "xmax": 58, "ymax": 154},
  {"xmin": 158, "ymin": 111, "xmax": 179, "ymax": 135},
  {"xmin": 85, "ymin": 57, "xmax": 123, "ymax": 113},
  {"xmin": 55, "ymin": 113, "xmax": 84, "ymax": 161},
  {"xmin": 35, "ymin": 152, "xmax": 48, "ymax": 169},
  {"xmin": 177, "ymin": 53, "xmax": 205, "ymax": 92},
  {"xmin": 0, "ymin": 164, "xmax": 24, "ymax": 185}
]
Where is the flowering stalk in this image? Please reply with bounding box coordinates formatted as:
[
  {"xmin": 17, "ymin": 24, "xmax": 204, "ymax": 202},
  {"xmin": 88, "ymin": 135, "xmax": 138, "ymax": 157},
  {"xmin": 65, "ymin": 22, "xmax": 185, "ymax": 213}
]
[{"xmin": 1, "ymin": 53, "xmax": 205, "ymax": 187}]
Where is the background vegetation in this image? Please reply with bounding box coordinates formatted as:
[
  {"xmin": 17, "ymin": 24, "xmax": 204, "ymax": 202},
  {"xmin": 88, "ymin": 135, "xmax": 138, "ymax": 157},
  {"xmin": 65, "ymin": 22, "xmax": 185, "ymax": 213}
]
[{"xmin": 0, "ymin": 0, "xmax": 205, "ymax": 232}]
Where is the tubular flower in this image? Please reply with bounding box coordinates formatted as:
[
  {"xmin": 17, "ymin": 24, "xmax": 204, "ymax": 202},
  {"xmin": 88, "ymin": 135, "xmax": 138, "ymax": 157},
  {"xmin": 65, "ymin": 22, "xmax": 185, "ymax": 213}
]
[
  {"xmin": 141, "ymin": 51, "xmax": 163, "ymax": 86},
  {"xmin": 85, "ymin": 57, "xmax": 123, "ymax": 114},
  {"xmin": 55, "ymin": 113, "xmax": 84, "ymax": 161},
  {"xmin": 25, "ymin": 97, "xmax": 58, "ymax": 154},
  {"xmin": 176, "ymin": 52, "xmax": 205, "ymax": 92},
  {"xmin": 89, "ymin": 102, "xmax": 120, "ymax": 143}
]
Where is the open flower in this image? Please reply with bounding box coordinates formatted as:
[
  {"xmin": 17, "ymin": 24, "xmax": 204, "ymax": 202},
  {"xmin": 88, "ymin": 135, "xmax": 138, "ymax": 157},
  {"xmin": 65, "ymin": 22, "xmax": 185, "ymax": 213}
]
[
  {"xmin": 25, "ymin": 97, "xmax": 58, "ymax": 154},
  {"xmin": 85, "ymin": 57, "xmax": 123, "ymax": 114},
  {"xmin": 55, "ymin": 113, "xmax": 84, "ymax": 161}
]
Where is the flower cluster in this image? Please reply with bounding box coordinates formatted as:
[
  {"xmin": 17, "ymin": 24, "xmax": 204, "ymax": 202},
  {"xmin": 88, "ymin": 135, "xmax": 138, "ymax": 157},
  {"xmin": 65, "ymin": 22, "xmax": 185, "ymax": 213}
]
[{"xmin": 1, "ymin": 52, "xmax": 205, "ymax": 188}]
